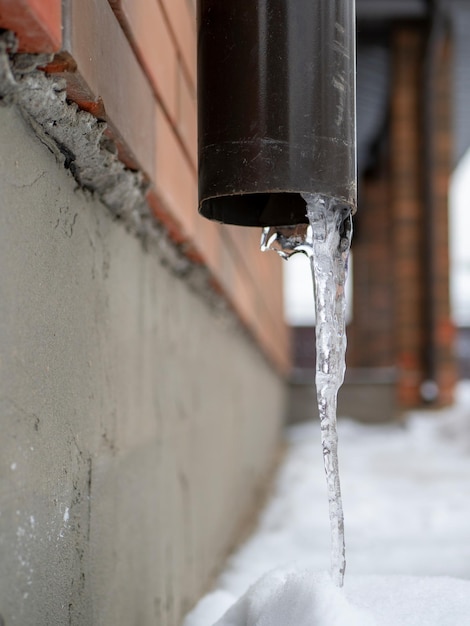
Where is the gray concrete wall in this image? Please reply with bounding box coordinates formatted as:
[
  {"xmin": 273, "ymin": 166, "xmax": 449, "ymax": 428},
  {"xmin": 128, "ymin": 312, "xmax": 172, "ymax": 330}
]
[{"xmin": 0, "ymin": 104, "xmax": 285, "ymax": 625}]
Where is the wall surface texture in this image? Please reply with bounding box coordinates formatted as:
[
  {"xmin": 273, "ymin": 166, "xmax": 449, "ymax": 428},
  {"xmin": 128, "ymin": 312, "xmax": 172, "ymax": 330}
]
[{"xmin": 0, "ymin": 104, "xmax": 285, "ymax": 625}]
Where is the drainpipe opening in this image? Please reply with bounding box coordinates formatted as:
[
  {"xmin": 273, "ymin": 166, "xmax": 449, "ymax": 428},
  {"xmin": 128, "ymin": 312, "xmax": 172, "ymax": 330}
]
[{"xmin": 197, "ymin": 0, "xmax": 357, "ymax": 227}]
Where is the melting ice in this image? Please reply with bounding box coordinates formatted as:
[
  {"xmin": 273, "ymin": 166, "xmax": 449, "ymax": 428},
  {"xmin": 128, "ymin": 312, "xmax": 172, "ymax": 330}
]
[{"xmin": 261, "ymin": 193, "xmax": 352, "ymax": 587}]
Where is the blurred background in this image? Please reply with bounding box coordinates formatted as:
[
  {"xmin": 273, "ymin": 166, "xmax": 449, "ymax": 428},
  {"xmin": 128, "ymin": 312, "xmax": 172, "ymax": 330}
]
[{"xmin": 289, "ymin": 0, "xmax": 470, "ymax": 422}]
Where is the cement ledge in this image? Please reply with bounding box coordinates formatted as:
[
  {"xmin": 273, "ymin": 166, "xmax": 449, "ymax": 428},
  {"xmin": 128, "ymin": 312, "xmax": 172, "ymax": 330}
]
[{"xmin": 0, "ymin": 33, "xmax": 289, "ymax": 375}]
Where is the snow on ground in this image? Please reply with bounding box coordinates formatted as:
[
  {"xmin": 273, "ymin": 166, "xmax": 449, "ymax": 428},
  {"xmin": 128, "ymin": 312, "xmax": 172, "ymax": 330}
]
[{"xmin": 184, "ymin": 382, "xmax": 470, "ymax": 626}]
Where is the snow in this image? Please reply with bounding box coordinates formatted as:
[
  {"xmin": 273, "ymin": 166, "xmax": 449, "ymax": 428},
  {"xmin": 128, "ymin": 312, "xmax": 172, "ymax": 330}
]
[
  {"xmin": 450, "ymin": 149, "xmax": 470, "ymax": 324},
  {"xmin": 184, "ymin": 382, "xmax": 470, "ymax": 626}
]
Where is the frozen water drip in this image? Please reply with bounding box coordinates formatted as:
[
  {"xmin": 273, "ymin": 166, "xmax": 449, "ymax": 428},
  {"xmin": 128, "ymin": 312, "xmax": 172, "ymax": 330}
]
[
  {"xmin": 305, "ymin": 193, "xmax": 352, "ymax": 587},
  {"xmin": 261, "ymin": 193, "xmax": 353, "ymax": 587}
]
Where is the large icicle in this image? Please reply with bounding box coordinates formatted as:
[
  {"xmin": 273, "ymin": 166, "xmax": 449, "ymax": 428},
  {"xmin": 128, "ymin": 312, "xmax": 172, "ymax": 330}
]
[
  {"xmin": 261, "ymin": 193, "xmax": 352, "ymax": 587},
  {"xmin": 304, "ymin": 193, "xmax": 352, "ymax": 587}
]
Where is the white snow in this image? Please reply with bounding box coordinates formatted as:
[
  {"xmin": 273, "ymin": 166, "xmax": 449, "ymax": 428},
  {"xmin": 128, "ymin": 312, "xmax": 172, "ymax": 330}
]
[
  {"xmin": 184, "ymin": 382, "xmax": 470, "ymax": 626},
  {"xmin": 450, "ymin": 149, "xmax": 470, "ymax": 324}
]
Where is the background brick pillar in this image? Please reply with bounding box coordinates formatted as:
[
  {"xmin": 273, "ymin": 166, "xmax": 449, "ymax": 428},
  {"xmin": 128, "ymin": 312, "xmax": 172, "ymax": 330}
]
[
  {"xmin": 390, "ymin": 25, "xmax": 427, "ymax": 408},
  {"xmin": 348, "ymin": 162, "xmax": 395, "ymax": 370},
  {"xmin": 390, "ymin": 23, "xmax": 457, "ymax": 408}
]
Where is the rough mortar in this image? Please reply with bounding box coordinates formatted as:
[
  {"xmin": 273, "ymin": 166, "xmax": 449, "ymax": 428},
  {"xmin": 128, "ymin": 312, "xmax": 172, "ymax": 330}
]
[{"xmin": 0, "ymin": 31, "xmax": 227, "ymax": 310}]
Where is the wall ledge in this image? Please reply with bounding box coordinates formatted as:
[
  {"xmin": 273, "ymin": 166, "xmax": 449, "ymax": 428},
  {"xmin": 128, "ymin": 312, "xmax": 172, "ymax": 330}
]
[{"xmin": 0, "ymin": 34, "xmax": 287, "ymax": 376}]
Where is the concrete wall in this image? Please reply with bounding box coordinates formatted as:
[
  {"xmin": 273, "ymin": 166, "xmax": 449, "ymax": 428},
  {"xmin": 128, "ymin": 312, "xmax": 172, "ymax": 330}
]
[{"xmin": 0, "ymin": 104, "xmax": 285, "ymax": 625}]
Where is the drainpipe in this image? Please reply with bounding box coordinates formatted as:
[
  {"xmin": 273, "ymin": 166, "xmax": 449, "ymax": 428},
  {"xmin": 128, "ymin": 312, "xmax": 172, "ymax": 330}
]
[
  {"xmin": 197, "ymin": 0, "xmax": 357, "ymax": 227},
  {"xmin": 421, "ymin": 0, "xmax": 446, "ymax": 402}
]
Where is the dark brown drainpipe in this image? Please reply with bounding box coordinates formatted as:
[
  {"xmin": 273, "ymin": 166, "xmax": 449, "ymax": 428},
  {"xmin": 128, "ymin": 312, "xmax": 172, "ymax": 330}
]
[
  {"xmin": 421, "ymin": 0, "xmax": 447, "ymax": 402},
  {"xmin": 196, "ymin": 0, "xmax": 357, "ymax": 228}
]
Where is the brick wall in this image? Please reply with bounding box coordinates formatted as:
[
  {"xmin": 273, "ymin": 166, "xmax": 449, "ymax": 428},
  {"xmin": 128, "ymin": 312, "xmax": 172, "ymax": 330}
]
[{"xmin": 0, "ymin": 0, "xmax": 289, "ymax": 373}]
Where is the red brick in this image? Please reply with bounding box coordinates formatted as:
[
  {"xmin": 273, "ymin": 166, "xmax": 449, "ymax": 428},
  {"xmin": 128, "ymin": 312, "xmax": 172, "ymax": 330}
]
[
  {"xmin": 398, "ymin": 380, "xmax": 422, "ymax": 408},
  {"xmin": 222, "ymin": 226, "xmax": 290, "ymax": 370},
  {"xmin": 159, "ymin": 0, "xmax": 196, "ymax": 87},
  {"xmin": 177, "ymin": 65, "xmax": 197, "ymax": 167},
  {"xmin": 192, "ymin": 211, "xmax": 220, "ymax": 274},
  {"xmin": 146, "ymin": 187, "xmax": 187, "ymax": 246},
  {"xmin": 154, "ymin": 103, "xmax": 197, "ymax": 241},
  {"xmin": 66, "ymin": 0, "xmax": 156, "ymax": 178},
  {"xmin": 0, "ymin": 0, "xmax": 61, "ymax": 52},
  {"xmin": 110, "ymin": 0, "xmax": 179, "ymax": 122}
]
